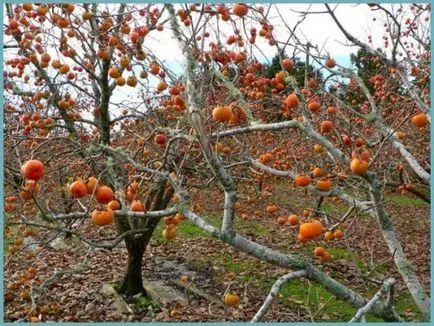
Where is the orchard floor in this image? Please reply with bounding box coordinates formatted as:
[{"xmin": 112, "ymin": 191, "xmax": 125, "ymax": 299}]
[{"xmin": 4, "ymin": 181, "xmax": 430, "ymax": 322}]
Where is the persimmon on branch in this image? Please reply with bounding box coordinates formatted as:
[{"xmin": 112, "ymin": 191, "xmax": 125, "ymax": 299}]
[
  {"xmin": 4, "ymin": 3, "xmax": 429, "ymax": 322},
  {"xmin": 167, "ymin": 3, "xmax": 403, "ymax": 321},
  {"xmin": 325, "ymin": 3, "xmax": 430, "ymax": 115}
]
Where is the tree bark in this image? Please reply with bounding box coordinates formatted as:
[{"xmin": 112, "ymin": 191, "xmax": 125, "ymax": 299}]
[
  {"xmin": 117, "ymin": 179, "xmax": 174, "ymax": 296},
  {"xmin": 369, "ymin": 182, "xmax": 430, "ymax": 320},
  {"xmin": 118, "ymin": 236, "xmax": 147, "ymax": 295}
]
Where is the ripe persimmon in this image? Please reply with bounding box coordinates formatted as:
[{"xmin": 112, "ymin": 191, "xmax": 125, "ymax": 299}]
[
  {"xmin": 232, "ymin": 4, "xmax": 248, "ymax": 17},
  {"xmin": 91, "ymin": 208, "xmax": 114, "ymax": 226},
  {"xmin": 411, "ymin": 113, "xmax": 428, "ymax": 128},
  {"xmin": 282, "ymin": 58, "xmax": 294, "ymax": 70},
  {"xmin": 287, "ymin": 214, "xmax": 299, "ymax": 225},
  {"xmin": 314, "ymin": 246, "xmax": 326, "ymax": 257},
  {"xmin": 316, "ymin": 179, "xmax": 332, "ymax": 191},
  {"xmin": 212, "ymin": 105, "xmax": 233, "ymax": 122},
  {"xmin": 59, "ymin": 64, "xmax": 70, "ymax": 74},
  {"xmin": 156, "ymin": 81, "xmax": 168, "ymax": 92},
  {"xmin": 355, "ymin": 138, "xmax": 364, "ymax": 147},
  {"xmin": 266, "ymin": 205, "xmax": 278, "ymax": 213},
  {"xmin": 299, "ymin": 220, "xmax": 324, "ymax": 239},
  {"xmin": 307, "ymin": 100, "xmax": 320, "ymax": 112},
  {"xmin": 70, "ymin": 180, "xmax": 88, "ymax": 198},
  {"xmin": 95, "ymin": 186, "xmax": 114, "ymax": 204},
  {"xmin": 320, "ymin": 120, "xmax": 333, "ymax": 133},
  {"xmin": 324, "ymin": 231, "xmax": 334, "ymax": 241},
  {"xmin": 312, "ymin": 167, "xmax": 325, "ymax": 178},
  {"xmin": 150, "ymin": 63, "xmax": 160, "ymax": 75},
  {"xmin": 116, "ymin": 77, "xmax": 126, "ymax": 86},
  {"xmin": 224, "ymin": 293, "xmax": 240, "ymax": 306},
  {"xmin": 127, "ymin": 77, "xmax": 137, "ymax": 87},
  {"xmin": 109, "ymin": 67, "xmax": 121, "ymax": 79},
  {"xmin": 131, "ymin": 200, "xmax": 145, "ymax": 212},
  {"xmin": 154, "ymin": 133, "xmax": 167, "ymax": 145},
  {"xmin": 119, "ymin": 56, "xmax": 130, "ymax": 68},
  {"xmin": 325, "ymin": 57, "xmax": 336, "ymax": 68},
  {"xmin": 333, "ymin": 229, "xmax": 344, "ymax": 239},
  {"xmin": 350, "ymin": 159, "xmax": 368, "ymax": 175},
  {"xmin": 294, "ymin": 175, "xmax": 311, "ymax": 187},
  {"xmin": 285, "ymin": 93, "xmax": 299, "ymax": 108},
  {"xmin": 86, "ymin": 177, "xmax": 98, "ymax": 194},
  {"xmin": 277, "ymin": 216, "xmax": 287, "ymax": 225},
  {"xmin": 107, "ymin": 200, "xmax": 120, "ymax": 210},
  {"xmin": 21, "ymin": 160, "xmax": 44, "ymax": 180},
  {"xmin": 327, "ymin": 106, "xmax": 337, "ymax": 114},
  {"xmin": 9, "ymin": 20, "xmax": 19, "ymax": 30},
  {"xmin": 259, "ymin": 153, "xmax": 273, "ymax": 164}
]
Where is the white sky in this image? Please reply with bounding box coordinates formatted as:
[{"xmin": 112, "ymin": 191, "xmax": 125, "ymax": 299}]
[
  {"xmin": 4, "ymin": 3, "xmax": 429, "ymax": 119},
  {"xmin": 107, "ymin": 3, "xmax": 400, "ymax": 103},
  {"xmin": 142, "ymin": 3, "xmax": 394, "ymax": 71}
]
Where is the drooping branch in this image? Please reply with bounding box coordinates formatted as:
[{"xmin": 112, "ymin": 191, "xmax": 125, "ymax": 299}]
[
  {"xmin": 50, "ymin": 207, "xmax": 178, "ymax": 221},
  {"xmin": 168, "ymin": 4, "xmax": 237, "ymax": 235},
  {"xmin": 250, "ymin": 151, "xmax": 430, "ymax": 320},
  {"xmin": 368, "ymin": 182, "xmax": 431, "ymax": 319},
  {"xmin": 181, "ymin": 210, "xmax": 400, "ymax": 321},
  {"xmin": 349, "ymin": 278, "xmax": 398, "ymax": 323},
  {"xmin": 251, "ymin": 270, "xmax": 308, "ymax": 322}
]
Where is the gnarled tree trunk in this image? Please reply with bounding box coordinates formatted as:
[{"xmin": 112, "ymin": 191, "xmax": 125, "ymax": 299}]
[
  {"xmin": 117, "ymin": 178, "xmax": 174, "ymax": 296},
  {"xmin": 118, "ymin": 235, "xmax": 147, "ymax": 295}
]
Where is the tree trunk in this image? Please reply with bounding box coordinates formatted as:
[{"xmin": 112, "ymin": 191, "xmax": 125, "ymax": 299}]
[
  {"xmin": 116, "ymin": 178, "xmax": 174, "ymax": 297},
  {"xmin": 369, "ymin": 183, "xmax": 430, "ymax": 320},
  {"xmin": 118, "ymin": 236, "xmax": 147, "ymax": 296}
]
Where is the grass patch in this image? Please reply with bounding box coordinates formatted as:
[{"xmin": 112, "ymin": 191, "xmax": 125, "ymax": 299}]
[
  {"xmin": 205, "ymin": 213, "xmax": 270, "ymax": 237},
  {"xmin": 133, "ymin": 295, "xmax": 161, "ymax": 311},
  {"xmin": 223, "ymin": 258, "xmax": 244, "ymax": 273},
  {"xmin": 177, "ymin": 221, "xmax": 210, "ymax": 238},
  {"xmin": 152, "ymin": 212, "xmax": 270, "ymax": 242},
  {"xmin": 327, "ymin": 247, "xmax": 351, "ymax": 259},
  {"xmin": 388, "ymin": 194, "xmax": 428, "ymax": 208},
  {"xmin": 248, "ymin": 276, "xmax": 421, "ymax": 322},
  {"xmin": 211, "ymin": 254, "xmax": 267, "ymax": 274},
  {"xmin": 394, "ymin": 290, "xmax": 425, "ymax": 321},
  {"xmin": 283, "ymin": 280, "xmax": 357, "ymax": 321}
]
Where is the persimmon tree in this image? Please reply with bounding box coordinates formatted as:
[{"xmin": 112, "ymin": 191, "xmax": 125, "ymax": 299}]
[{"xmin": 3, "ymin": 3, "xmax": 430, "ymax": 322}]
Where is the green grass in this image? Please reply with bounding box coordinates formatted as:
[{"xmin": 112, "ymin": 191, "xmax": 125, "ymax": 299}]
[
  {"xmin": 394, "ymin": 291, "xmax": 425, "ymax": 321},
  {"xmin": 177, "ymin": 221, "xmax": 210, "ymax": 238},
  {"xmin": 154, "ymin": 213, "xmax": 271, "ymax": 241},
  {"xmin": 239, "ymin": 273, "xmax": 421, "ymax": 322},
  {"xmin": 211, "ymin": 244, "xmax": 421, "ymax": 322},
  {"xmin": 388, "ymin": 194, "xmax": 428, "ymax": 207},
  {"xmin": 280, "ymin": 279, "xmax": 361, "ymax": 321},
  {"xmin": 150, "ymin": 184, "xmax": 427, "ymax": 322},
  {"xmin": 134, "ymin": 295, "xmax": 161, "ymax": 311},
  {"xmin": 222, "ymin": 257, "xmax": 245, "ymax": 273}
]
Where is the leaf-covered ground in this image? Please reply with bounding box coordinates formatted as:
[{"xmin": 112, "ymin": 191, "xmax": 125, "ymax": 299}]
[{"xmin": 4, "ymin": 182, "xmax": 430, "ymax": 322}]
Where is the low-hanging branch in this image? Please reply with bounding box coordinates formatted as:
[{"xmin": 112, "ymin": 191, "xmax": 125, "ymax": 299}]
[{"xmin": 251, "ymin": 270, "xmax": 308, "ymax": 322}]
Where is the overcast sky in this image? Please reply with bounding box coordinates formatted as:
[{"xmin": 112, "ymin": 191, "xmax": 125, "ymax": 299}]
[
  {"xmin": 4, "ymin": 4, "xmax": 427, "ymax": 115},
  {"xmin": 141, "ymin": 3, "xmax": 395, "ymax": 73},
  {"xmin": 107, "ymin": 3, "xmax": 400, "ymax": 104}
]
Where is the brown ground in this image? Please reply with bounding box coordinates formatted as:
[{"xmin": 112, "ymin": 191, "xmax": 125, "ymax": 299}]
[{"xmin": 4, "ymin": 181, "xmax": 430, "ymax": 322}]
